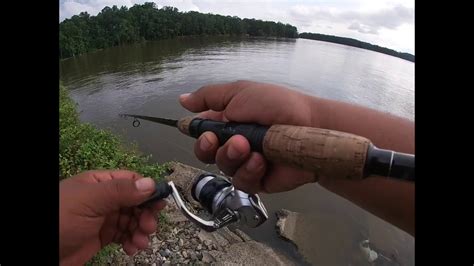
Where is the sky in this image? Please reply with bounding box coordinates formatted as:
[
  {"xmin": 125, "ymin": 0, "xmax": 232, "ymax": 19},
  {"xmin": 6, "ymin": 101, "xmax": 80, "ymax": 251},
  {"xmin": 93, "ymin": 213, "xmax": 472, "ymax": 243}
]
[{"xmin": 59, "ymin": 0, "xmax": 414, "ymax": 54}]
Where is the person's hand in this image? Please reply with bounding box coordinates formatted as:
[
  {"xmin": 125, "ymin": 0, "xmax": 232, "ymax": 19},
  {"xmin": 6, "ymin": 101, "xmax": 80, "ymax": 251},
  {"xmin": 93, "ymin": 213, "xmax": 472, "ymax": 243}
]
[
  {"xmin": 179, "ymin": 80, "xmax": 318, "ymax": 194},
  {"xmin": 180, "ymin": 80, "xmax": 416, "ymax": 236},
  {"xmin": 59, "ymin": 170, "xmax": 166, "ymax": 266}
]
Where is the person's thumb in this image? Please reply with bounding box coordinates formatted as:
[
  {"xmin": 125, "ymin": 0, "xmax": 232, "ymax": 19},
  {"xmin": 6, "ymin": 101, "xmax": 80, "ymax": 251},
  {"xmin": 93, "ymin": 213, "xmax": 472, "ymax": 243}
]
[
  {"xmin": 92, "ymin": 177, "xmax": 156, "ymax": 214},
  {"xmin": 179, "ymin": 81, "xmax": 242, "ymax": 113}
]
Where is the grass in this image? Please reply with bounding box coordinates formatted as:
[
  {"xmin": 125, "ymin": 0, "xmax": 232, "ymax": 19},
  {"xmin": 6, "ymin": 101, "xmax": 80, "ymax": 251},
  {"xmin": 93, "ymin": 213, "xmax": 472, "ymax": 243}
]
[
  {"xmin": 59, "ymin": 83, "xmax": 169, "ymax": 179},
  {"xmin": 60, "ymin": 83, "xmax": 170, "ymax": 265}
]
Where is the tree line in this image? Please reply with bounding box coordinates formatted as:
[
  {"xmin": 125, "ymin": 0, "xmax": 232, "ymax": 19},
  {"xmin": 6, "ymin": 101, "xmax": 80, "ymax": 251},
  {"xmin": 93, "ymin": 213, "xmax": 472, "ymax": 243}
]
[
  {"xmin": 60, "ymin": 3, "xmax": 414, "ymax": 62},
  {"xmin": 299, "ymin": 32, "xmax": 414, "ymax": 62},
  {"xmin": 59, "ymin": 2, "xmax": 298, "ymax": 59}
]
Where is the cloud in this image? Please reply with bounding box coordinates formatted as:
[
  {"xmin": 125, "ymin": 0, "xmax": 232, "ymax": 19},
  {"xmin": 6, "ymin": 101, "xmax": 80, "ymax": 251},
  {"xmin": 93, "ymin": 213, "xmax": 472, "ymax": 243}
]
[
  {"xmin": 60, "ymin": 0, "xmax": 138, "ymax": 21},
  {"xmin": 348, "ymin": 22, "xmax": 378, "ymax": 34},
  {"xmin": 342, "ymin": 4, "xmax": 413, "ymax": 33},
  {"xmin": 289, "ymin": 4, "xmax": 413, "ymax": 35},
  {"xmin": 289, "ymin": 5, "xmax": 335, "ymax": 27},
  {"xmin": 156, "ymin": 0, "xmax": 200, "ymax": 12},
  {"xmin": 60, "ymin": 0, "xmax": 199, "ymax": 21}
]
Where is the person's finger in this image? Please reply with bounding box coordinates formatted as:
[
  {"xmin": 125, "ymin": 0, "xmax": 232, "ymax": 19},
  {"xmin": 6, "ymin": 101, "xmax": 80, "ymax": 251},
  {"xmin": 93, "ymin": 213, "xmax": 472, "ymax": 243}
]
[
  {"xmin": 138, "ymin": 209, "xmax": 157, "ymax": 235},
  {"xmin": 261, "ymin": 166, "xmax": 315, "ymax": 193},
  {"xmin": 131, "ymin": 230, "xmax": 150, "ymax": 250},
  {"xmin": 118, "ymin": 210, "xmax": 132, "ymax": 231},
  {"xmin": 215, "ymin": 135, "xmax": 251, "ymax": 176},
  {"xmin": 80, "ymin": 170, "xmax": 143, "ymax": 183},
  {"xmin": 148, "ymin": 199, "xmax": 167, "ymax": 213},
  {"xmin": 196, "ymin": 110, "xmax": 228, "ymax": 121},
  {"xmin": 100, "ymin": 212, "xmax": 120, "ymax": 244},
  {"xmin": 90, "ymin": 177, "xmax": 156, "ymax": 214},
  {"xmin": 232, "ymin": 152, "xmax": 267, "ymax": 194},
  {"xmin": 122, "ymin": 238, "xmax": 138, "ymax": 256},
  {"xmin": 117, "ymin": 232, "xmax": 130, "ymax": 244},
  {"xmin": 113, "ymin": 230, "xmax": 124, "ymax": 244},
  {"xmin": 109, "ymin": 170, "xmax": 142, "ymax": 180},
  {"xmin": 128, "ymin": 217, "xmax": 138, "ymax": 233},
  {"xmin": 194, "ymin": 131, "xmax": 219, "ymax": 164},
  {"xmin": 179, "ymin": 81, "xmax": 250, "ymax": 113}
]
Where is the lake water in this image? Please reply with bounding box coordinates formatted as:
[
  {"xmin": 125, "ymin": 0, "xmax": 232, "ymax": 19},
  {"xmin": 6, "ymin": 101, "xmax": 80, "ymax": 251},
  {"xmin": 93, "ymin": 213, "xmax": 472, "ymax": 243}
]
[{"xmin": 60, "ymin": 36, "xmax": 414, "ymax": 265}]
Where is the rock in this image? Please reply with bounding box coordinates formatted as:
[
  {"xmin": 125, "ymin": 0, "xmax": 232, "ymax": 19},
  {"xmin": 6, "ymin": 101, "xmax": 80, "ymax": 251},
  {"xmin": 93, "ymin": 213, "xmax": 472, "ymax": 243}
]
[
  {"xmin": 275, "ymin": 209, "xmax": 297, "ymax": 241},
  {"xmin": 152, "ymin": 263, "xmax": 157, "ymax": 266},
  {"xmin": 211, "ymin": 231, "xmax": 230, "ymax": 248},
  {"xmin": 159, "ymin": 249, "xmax": 167, "ymax": 257},
  {"xmin": 182, "ymin": 250, "xmax": 188, "ymax": 258},
  {"xmin": 172, "ymin": 228, "xmax": 179, "ymax": 235},
  {"xmin": 208, "ymin": 241, "xmax": 295, "ymax": 265},
  {"xmin": 190, "ymin": 251, "xmax": 198, "ymax": 260},
  {"xmin": 197, "ymin": 244, "xmax": 202, "ymax": 250},
  {"xmin": 201, "ymin": 251, "xmax": 216, "ymax": 263},
  {"xmin": 359, "ymin": 240, "xmax": 379, "ymax": 262},
  {"xmin": 163, "ymin": 262, "xmax": 171, "ymax": 266},
  {"xmin": 197, "ymin": 229, "xmax": 215, "ymax": 244},
  {"xmin": 276, "ymin": 208, "xmax": 359, "ymax": 265},
  {"xmin": 165, "ymin": 249, "xmax": 172, "ymax": 257},
  {"xmin": 179, "ymin": 238, "xmax": 184, "ymax": 247},
  {"xmin": 219, "ymin": 227, "xmax": 245, "ymax": 244},
  {"xmin": 234, "ymin": 229, "xmax": 253, "ymax": 242}
]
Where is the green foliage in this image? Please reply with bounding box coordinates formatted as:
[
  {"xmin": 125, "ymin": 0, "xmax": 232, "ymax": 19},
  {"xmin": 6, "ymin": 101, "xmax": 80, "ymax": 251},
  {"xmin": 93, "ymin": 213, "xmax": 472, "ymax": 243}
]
[
  {"xmin": 59, "ymin": 3, "xmax": 298, "ymax": 58},
  {"xmin": 59, "ymin": 84, "xmax": 168, "ymax": 180},
  {"xmin": 85, "ymin": 243, "xmax": 119, "ymax": 266},
  {"xmin": 299, "ymin": 32, "xmax": 415, "ymax": 62}
]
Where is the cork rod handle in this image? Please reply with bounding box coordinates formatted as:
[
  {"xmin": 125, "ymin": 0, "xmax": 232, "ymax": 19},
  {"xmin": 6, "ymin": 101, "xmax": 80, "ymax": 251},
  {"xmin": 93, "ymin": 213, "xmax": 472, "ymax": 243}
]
[
  {"xmin": 262, "ymin": 125, "xmax": 370, "ymax": 180},
  {"xmin": 178, "ymin": 117, "xmax": 371, "ymax": 180}
]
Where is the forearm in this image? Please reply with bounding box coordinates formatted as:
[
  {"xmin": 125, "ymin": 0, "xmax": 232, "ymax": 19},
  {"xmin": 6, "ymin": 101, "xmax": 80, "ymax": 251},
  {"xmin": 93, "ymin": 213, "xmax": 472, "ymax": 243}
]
[
  {"xmin": 319, "ymin": 177, "xmax": 414, "ymax": 236},
  {"xmin": 305, "ymin": 95, "xmax": 414, "ymax": 235},
  {"xmin": 310, "ymin": 96, "xmax": 414, "ymax": 154}
]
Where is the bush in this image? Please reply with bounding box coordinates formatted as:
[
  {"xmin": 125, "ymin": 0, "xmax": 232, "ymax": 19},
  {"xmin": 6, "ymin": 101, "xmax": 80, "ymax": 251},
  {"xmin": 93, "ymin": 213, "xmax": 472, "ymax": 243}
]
[{"xmin": 59, "ymin": 84, "xmax": 169, "ymax": 179}]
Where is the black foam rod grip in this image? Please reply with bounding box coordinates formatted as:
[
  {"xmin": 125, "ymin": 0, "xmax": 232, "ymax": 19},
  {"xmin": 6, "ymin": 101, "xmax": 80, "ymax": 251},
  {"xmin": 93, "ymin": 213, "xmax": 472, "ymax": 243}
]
[{"xmin": 138, "ymin": 181, "xmax": 172, "ymax": 208}]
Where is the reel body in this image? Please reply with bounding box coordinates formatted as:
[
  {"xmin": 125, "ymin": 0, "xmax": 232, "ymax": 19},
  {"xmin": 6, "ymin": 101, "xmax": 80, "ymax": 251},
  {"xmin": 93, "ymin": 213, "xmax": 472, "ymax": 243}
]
[{"xmin": 139, "ymin": 173, "xmax": 268, "ymax": 232}]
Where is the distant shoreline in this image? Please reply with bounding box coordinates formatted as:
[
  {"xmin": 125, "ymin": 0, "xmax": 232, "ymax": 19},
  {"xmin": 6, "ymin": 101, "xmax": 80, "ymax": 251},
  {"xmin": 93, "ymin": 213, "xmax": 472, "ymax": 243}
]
[
  {"xmin": 299, "ymin": 32, "xmax": 414, "ymax": 63},
  {"xmin": 60, "ymin": 34, "xmax": 415, "ymax": 63}
]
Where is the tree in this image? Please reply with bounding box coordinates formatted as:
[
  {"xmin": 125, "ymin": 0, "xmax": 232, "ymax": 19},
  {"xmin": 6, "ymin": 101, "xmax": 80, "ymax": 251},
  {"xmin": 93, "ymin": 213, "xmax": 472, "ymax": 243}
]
[{"xmin": 59, "ymin": 2, "xmax": 299, "ymax": 59}]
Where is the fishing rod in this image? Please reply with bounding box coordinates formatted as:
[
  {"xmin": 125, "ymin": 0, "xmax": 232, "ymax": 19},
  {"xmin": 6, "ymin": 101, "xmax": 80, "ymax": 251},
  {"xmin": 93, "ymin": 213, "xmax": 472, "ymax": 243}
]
[{"xmin": 120, "ymin": 113, "xmax": 415, "ymax": 182}]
